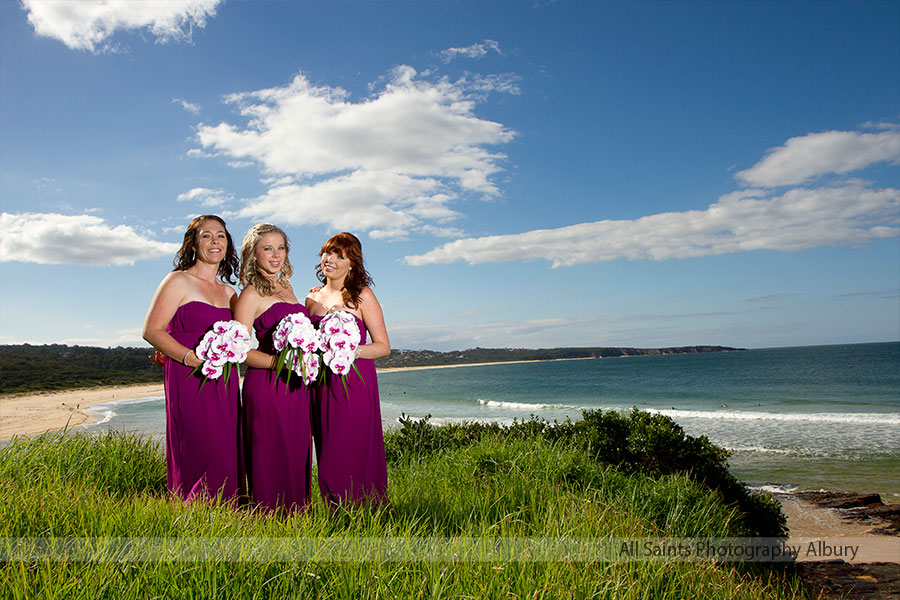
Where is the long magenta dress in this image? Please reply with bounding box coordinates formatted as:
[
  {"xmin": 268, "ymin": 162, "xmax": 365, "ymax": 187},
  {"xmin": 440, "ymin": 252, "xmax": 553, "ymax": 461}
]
[
  {"xmin": 242, "ymin": 302, "xmax": 313, "ymax": 513},
  {"xmin": 164, "ymin": 301, "xmax": 241, "ymax": 502},
  {"xmin": 312, "ymin": 313, "xmax": 387, "ymax": 505}
]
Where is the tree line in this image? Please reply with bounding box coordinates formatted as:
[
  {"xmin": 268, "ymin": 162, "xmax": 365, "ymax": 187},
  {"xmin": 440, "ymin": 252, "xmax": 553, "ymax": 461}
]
[
  {"xmin": 0, "ymin": 344, "xmax": 163, "ymax": 395},
  {"xmin": 1, "ymin": 343, "xmax": 743, "ymax": 395}
]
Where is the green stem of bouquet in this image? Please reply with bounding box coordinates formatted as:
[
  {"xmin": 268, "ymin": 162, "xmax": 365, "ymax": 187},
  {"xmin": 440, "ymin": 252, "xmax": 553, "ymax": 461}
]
[{"xmin": 187, "ymin": 361, "xmax": 233, "ymax": 391}]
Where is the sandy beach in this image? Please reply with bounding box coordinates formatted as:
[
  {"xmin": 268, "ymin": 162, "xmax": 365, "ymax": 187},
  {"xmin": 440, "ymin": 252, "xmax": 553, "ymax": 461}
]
[
  {"xmin": 0, "ymin": 361, "xmax": 538, "ymax": 440},
  {"xmin": 0, "ymin": 383, "xmax": 164, "ymax": 440},
  {"xmin": 0, "ymin": 361, "xmax": 547, "ymax": 440}
]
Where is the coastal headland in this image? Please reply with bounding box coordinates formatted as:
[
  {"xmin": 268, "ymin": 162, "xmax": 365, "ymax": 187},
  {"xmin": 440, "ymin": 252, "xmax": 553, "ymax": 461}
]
[{"xmin": 1, "ymin": 348, "xmax": 897, "ymax": 598}]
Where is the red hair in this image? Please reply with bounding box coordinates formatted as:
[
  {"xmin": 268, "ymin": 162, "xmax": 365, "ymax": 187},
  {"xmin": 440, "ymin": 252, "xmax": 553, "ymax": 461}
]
[{"xmin": 315, "ymin": 232, "xmax": 373, "ymax": 308}]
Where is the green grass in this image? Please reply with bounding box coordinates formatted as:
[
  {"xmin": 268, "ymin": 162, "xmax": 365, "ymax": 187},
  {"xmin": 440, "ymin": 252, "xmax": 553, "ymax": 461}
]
[{"xmin": 0, "ymin": 423, "xmax": 809, "ymax": 599}]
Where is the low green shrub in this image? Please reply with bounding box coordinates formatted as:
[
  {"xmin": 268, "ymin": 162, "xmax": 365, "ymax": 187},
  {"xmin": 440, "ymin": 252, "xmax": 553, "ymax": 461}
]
[{"xmin": 385, "ymin": 408, "xmax": 786, "ymax": 537}]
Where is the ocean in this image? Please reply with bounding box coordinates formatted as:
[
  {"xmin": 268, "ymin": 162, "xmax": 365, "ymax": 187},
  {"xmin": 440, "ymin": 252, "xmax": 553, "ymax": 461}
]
[{"xmin": 83, "ymin": 342, "xmax": 900, "ymax": 500}]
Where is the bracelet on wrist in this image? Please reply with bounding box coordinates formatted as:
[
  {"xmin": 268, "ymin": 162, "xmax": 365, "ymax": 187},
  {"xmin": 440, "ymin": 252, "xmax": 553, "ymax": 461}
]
[{"xmin": 182, "ymin": 349, "xmax": 193, "ymax": 365}]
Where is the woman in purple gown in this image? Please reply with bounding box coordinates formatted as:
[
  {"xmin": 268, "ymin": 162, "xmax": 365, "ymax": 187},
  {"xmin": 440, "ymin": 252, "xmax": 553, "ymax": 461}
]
[
  {"xmin": 142, "ymin": 215, "xmax": 241, "ymax": 503},
  {"xmin": 307, "ymin": 232, "xmax": 390, "ymax": 505},
  {"xmin": 234, "ymin": 224, "xmax": 313, "ymax": 513}
]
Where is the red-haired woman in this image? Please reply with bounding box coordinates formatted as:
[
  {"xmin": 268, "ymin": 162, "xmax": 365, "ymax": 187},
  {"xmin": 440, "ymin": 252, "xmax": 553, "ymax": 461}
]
[
  {"xmin": 142, "ymin": 215, "xmax": 242, "ymax": 503},
  {"xmin": 306, "ymin": 232, "xmax": 389, "ymax": 505}
]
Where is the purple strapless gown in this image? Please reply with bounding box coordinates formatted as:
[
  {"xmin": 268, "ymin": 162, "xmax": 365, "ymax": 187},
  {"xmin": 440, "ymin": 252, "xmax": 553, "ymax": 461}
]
[
  {"xmin": 164, "ymin": 301, "xmax": 241, "ymax": 502},
  {"xmin": 312, "ymin": 313, "xmax": 387, "ymax": 505},
  {"xmin": 242, "ymin": 302, "xmax": 313, "ymax": 513}
]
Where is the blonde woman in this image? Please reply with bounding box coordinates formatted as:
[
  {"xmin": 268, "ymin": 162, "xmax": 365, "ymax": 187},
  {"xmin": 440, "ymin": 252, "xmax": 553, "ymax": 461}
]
[{"xmin": 234, "ymin": 224, "xmax": 313, "ymax": 513}]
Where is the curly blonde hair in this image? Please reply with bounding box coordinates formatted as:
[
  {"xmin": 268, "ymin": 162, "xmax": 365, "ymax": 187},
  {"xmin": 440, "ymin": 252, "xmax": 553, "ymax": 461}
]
[{"xmin": 239, "ymin": 224, "xmax": 293, "ymax": 296}]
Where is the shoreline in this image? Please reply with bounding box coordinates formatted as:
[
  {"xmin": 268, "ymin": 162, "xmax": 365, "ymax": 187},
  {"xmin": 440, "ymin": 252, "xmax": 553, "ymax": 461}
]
[
  {"xmin": 0, "ymin": 383, "xmax": 164, "ymax": 440},
  {"xmin": 0, "ymin": 359, "xmax": 586, "ymax": 439}
]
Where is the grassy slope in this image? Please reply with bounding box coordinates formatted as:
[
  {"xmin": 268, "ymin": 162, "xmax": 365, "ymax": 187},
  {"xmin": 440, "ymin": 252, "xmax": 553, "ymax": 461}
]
[{"xmin": 0, "ymin": 421, "xmax": 807, "ymax": 599}]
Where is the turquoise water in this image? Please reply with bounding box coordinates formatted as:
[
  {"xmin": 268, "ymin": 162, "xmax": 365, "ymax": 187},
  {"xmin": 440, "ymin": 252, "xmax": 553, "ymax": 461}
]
[{"xmin": 82, "ymin": 342, "xmax": 900, "ymax": 498}]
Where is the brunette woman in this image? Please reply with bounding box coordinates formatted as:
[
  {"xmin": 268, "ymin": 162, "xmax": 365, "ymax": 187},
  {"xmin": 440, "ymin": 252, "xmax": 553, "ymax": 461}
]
[{"xmin": 142, "ymin": 215, "xmax": 241, "ymax": 502}]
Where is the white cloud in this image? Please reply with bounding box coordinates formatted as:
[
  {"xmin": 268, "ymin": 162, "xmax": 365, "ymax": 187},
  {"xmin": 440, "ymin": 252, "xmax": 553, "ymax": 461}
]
[
  {"xmin": 22, "ymin": 0, "xmax": 221, "ymax": 52},
  {"xmin": 736, "ymin": 129, "xmax": 900, "ymax": 187},
  {"xmin": 405, "ymin": 184, "xmax": 900, "ymax": 267},
  {"xmin": 195, "ymin": 67, "xmax": 516, "ymax": 237},
  {"xmin": 60, "ymin": 329, "xmax": 150, "ymax": 347},
  {"xmin": 0, "ymin": 213, "xmax": 179, "ymax": 265},
  {"xmin": 437, "ymin": 39, "xmax": 502, "ymax": 63},
  {"xmin": 235, "ymin": 172, "xmax": 421, "ymax": 235},
  {"xmin": 177, "ymin": 186, "xmax": 231, "ymax": 207},
  {"xmin": 173, "ymin": 97, "xmax": 201, "ymax": 114}
]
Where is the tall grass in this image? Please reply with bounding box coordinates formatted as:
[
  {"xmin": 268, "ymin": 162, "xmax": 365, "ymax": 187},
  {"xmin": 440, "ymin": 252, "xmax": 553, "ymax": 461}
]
[{"xmin": 0, "ymin": 426, "xmax": 808, "ymax": 599}]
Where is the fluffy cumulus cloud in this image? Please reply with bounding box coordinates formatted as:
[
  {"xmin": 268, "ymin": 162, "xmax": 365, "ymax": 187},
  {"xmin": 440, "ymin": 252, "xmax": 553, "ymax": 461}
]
[
  {"xmin": 405, "ymin": 184, "xmax": 900, "ymax": 267},
  {"xmin": 736, "ymin": 129, "xmax": 900, "ymax": 187},
  {"xmin": 22, "ymin": 0, "xmax": 221, "ymax": 52},
  {"xmin": 194, "ymin": 66, "xmax": 516, "ymax": 238},
  {"xmin": 0, "ymin": 213, "xmax": 179, "ymax": 265},
  {"xmin": 407, "ymin": 125, "xmax": 900, "ymax": 267}
]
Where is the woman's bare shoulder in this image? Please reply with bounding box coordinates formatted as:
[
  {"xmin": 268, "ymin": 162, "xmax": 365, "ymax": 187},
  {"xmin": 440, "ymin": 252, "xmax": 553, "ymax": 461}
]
[
  {"xmin": 155, "ymin": 270, "xmax": 192, "ymax": 294},
  {"xmin": 359, "ymin": 286, "xmax": 379, "ymax": 302}
]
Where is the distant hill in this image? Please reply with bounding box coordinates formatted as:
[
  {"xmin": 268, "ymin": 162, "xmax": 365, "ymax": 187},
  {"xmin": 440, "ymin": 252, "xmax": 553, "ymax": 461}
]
[
  {"xmin": 0, "ymin": 344, "xmax": 163, "ymax": 395},
  {"xmin": 376, "ymin": 345, "xmax": 744, "ymax": 369},
  {"xmin": 0, "ymin": 343, "xmax": 743, "ymax": 395}
]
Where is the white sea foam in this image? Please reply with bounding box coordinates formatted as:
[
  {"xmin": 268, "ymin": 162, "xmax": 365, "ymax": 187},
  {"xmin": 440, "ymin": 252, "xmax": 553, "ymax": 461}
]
[
  {"xmin": 82, "ymin": 395, "xmax": 162, "ymax": 427},
  {"xmin": 477, "ymin": 399, "xmax": 576, "ymax": 411},
  {"xmin": 399, "ymin": 415, "xmax": 517, "ymax": 428},
  {"xmin": 727, "ymin": 446, "xmax": 793, "ymax": 455},
  {"xmin": 749, "ymin": 483, "xmax": 798, "ymax": 495},
  {"xmin": 648, "ymin": 408, "xmax": 900, "ymax": 426},
  {"xmin": 84, "ymin": 405, "xmax": 115, "ymax": 425},
  {"xmin": 103, "ymin": 395, "xmax": 163, "ymax": 406}
]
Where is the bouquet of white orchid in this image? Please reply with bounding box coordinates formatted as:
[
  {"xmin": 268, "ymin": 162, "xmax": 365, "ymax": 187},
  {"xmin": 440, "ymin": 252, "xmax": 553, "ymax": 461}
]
[
  {"xmin": 319, "ymin": 310, "xmax": 363, "ymax": 394},
  {"xmin": 272, "ymin": 312, "xmax": 323, "ymax": 386},
  {"xmin": 191, "ymin": 320, "xmax": 252, "ymax": 388}
]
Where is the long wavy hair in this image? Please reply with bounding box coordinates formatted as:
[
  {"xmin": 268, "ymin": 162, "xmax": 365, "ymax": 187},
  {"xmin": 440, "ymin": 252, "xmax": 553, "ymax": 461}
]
[
  {"xmin": 239, "ymin": 223, "xmax": 293, "ymax": 297},
  {"xmin": 172, "ymin": 215, "xmax": 238, "ymax": 284},
  {"xmin": 315, "ymin": 232, "xmax": 373, "ymax": 309}
]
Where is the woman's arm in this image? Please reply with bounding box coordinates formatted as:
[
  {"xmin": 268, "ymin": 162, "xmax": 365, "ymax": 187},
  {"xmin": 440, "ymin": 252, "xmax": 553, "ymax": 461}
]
[
  {"xmin": 142, "ymin": 273, "xmax": 203, "ymax": 368},
  {"xmin": 233, "ymin": 286, "xmax": 277, "ymax": 370},
  {"xmin": 358, "ymin": 287, "xmax": 390, "ymax": 360}
]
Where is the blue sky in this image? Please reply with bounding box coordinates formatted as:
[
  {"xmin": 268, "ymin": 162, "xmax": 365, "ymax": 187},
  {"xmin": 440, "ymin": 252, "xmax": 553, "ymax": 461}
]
[{"xmin": 1, "ymin": 0, "xmax": 898, "ymax": 351}]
